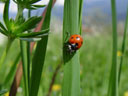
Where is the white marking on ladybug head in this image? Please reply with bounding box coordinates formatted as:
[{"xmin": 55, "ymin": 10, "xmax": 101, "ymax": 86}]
[{"xmin": 76, "ymin": 37, "xmax": 80, "ymax": 40}]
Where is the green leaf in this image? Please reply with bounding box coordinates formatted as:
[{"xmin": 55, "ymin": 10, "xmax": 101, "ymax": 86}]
[
  {"xmin": 16, "ymin": 29, "xmax": 49, "ymax": 38},
  {"xmin": 26, "ymin": 5, "xmax": 46, "ymax": 10},
  {"xmin": 20, "ymin": 41, "xmax": 29, "ymax": 96},
  {"xmin": 0, "ymin": 89, "xmax": 8, "ymax": 95},
  {"xmin": 16, "ymin": 0, "xmax": 21, "ymax": 2},
  {"xmin": 107, "ymin": 0, "xmax": 118, "ymax": 96},
  {"xmin": 15, "ymin": 17, "xmax": 25, "ymax": 25},
  {"xmin": 14, "ymin": 16, "xmax": 42, "ymax": 33},
  {"xmin": 30, "ymin": 0, "xmax": 53, "ymax": 96},
  {"xmin": 79, "ymin": 0, "xmax": 83, "ymax": 35},
  {"xmin": 0, "ymin": 28, "xmax": 8, "ymax": 36},
  {"xmin": 20, "ymin": 38, "xmax": 41, "ymax": 42},
  {"xmin": 32, "ymin": 4, "xmax": 46, "ymax": 8},
  {"xmin": 62, "ymin": 0, "xmax": 81, "ymax": 96},
  {"xmin": 26, "ymin": 6, "xmax": 37, "ymax": 10},
  {"xmin": 0, "ymin": 21, "xmax": 7, "ymax": 32},
  {"xmin": 13, "ymin": 0, "xmax": 17, "ymax": 4},
  {"xmin": 0, "ymin": 0, "xmax": 7, "ymax": 3},
  {"xmin": 3, "ymin": 0, "xmax": 10, "ymax": 30},
  {"xmin": 28, "ymin": 0, "xmax": 41, "ymax": 4}
]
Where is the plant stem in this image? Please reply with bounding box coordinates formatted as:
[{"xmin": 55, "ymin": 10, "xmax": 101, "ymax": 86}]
[
  {"xmin": 108, "ymin": 0, "xmax": 118, "ymax": 96},
  {"xmin": 15, "ymin": 6, "xmax": 24, "ymax": 21},
  {"xmin": 27, "ymin": 9, "xmax": 31, "ymax": 90},
  {"xmin": 118, "ymin": 8, "xmax": 128, "ymax": 84}
]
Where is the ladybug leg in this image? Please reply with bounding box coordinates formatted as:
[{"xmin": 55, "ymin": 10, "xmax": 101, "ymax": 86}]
[{"xmin": 66, "ymin": 43, "xmax": 76, "ymax": 54}]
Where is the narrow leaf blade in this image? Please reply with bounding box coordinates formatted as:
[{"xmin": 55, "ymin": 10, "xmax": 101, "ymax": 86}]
[
  {"xmin": 16, "ymin": 29, "xmax": 49, "ymax": 38},
  {"xmin": 20, "ymin": 38, "xmax": 41, "ymax": 42},
  {"xmin": 3, "ymin": 0, "xmax": 10, "ymax": 30},
  {"xmin": 62, "ymin": 0, "xmax": 81, "ymax": 96},
  {"xmin": 30, "ymin": 0, "xmax": 53, "ymax": 96},
  {"xmin": 0, "ymin": 21, "xmax": 7, "ymax": 32},
  {"xmin": 118, "ymin": 8, "xmax": 128, "ymax": 83}
]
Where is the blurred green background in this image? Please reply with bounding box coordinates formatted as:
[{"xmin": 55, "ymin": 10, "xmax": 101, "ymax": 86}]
[
  {"xmin": 0, "ymin": 0, "xmax": 128, "ymax": 96},
  {"xmin": 0, "ymin": 32, "xmax": 128, "ymax": 96}
]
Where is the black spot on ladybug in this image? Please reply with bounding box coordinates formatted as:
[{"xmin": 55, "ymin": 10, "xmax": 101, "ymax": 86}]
[
  {"xmin": 76, "ymin": 43, "xmax": 78, "ymax": 46},
  {"xmin": 76, "ymin": 37, "xmax": 80, "ymax": 40},
  {"xmin": 71, "ymin": 37, "xmax": 74, "ymax": 39}
]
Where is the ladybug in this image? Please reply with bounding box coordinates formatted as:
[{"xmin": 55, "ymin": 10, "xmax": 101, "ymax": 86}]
[{"xmin": 67, "ymin": 34, "xmax": 83, "ymax": 53}]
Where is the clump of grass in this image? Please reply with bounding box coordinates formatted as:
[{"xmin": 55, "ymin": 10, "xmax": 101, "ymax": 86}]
[{"xmin": 0, "ymin": 0, "xmax": 53, "ymax": 96}]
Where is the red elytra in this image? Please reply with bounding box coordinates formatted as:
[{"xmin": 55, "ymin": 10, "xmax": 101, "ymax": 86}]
[{"xmin": 68, "ymin": 34, "xmax": 83, "ymax": 49}]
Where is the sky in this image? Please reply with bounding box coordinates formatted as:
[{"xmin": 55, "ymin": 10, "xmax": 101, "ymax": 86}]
[{"xmin": 0, "ymin": 0, "xmax": 107, "ymax": 14}]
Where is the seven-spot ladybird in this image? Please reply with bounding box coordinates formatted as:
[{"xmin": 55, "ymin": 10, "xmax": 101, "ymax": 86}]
[{"xmin": 67, "ymin": 34, "xmax": 83, "ymax": 53}]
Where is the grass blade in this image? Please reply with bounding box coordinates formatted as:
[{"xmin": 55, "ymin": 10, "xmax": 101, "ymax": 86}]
[
  {"xmin": 30, "ymin": 0, "xmax": 53, "ymax": 96},
  {"xmin": 79, "ymin": 0, "xmax": 83, "ymax": 34},
  {"xmin": 62, "ymin": 0, "xmax": 80, "ymax": 96},
  {"xmin": 108, "ymin": 0, "xmax": 118, "ymax": 96},
  {"xmin": 4, "ymin": 53, "xmax": 20, "ymax": 87},
  {"xmin": 118, "ymin": 8, "xmax": 128, "ymax": 84},
  {"xmin": 27, "ymin": 10, "xmax": 31, "ymax": 91},
  {"xmin": 20, "ymin": 41, "xmax": 29, "ymax": 96}
]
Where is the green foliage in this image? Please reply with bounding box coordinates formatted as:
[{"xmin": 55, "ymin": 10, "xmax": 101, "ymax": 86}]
[
  {"xmin": 0, "ymin": 0, "xmax": 51, "ymax": 96},
  {"xmin": 118, "ymin": 8, "xmax": 128, "ymax": 84},
  {"xmin": 0, "ymin": 0, "xmax": 48, "ymax": 41},
  {"xmin": 30, "ymin": 0, "xmax": 53, "ymax": 96},
  {"xmin": 17, "ymin": 29, "xmax": 49, "ymax": 38},
  {"xmin": 13, "ymin": 0, "xmax": 45, "ymax": 10},
  {"xmin": 14, "ymin": 16, "xmax": 42, "ymax": 33}
]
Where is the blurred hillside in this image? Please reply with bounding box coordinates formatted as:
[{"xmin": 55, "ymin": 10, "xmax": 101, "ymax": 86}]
[
  {"xmin": 50, "ymin": 0, "xmax": 128, "ymax": 34},
  {"xmin": 51, "ymin": 0, "xmax": 128, "ymax": 21},
  {"xmin": 0, "ymin": 0, "xmax": 128, "ymax": 35}
]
